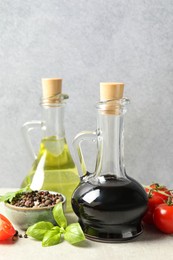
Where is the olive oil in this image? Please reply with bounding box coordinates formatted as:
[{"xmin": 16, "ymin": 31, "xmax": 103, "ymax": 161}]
[
  {"xmin": 21, "ymin": 78, "xmax": 80, "ymax": 213},
  {"xmin": 21, "ymin": 136, "xmax": 79, "ymax": 212}
]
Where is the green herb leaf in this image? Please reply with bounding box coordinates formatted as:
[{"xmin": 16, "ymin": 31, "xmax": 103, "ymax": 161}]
[
  {"xmin": 52, "ymin": 226, "xmax": 61, "ymax": 232},
  {"xmin": 25, "ymin": 202, "xmax": 85, "ymax": 247},
  {"xmin": 64, "ymin": 223, "xmax": 85, "ymax": 244},
  {"xmin": 53, "ymin": 202, "xmax": 67, "ymax": 228},
  {"xmin": 0, "ymin": 185, "xmax": 31, "ymax": 203},
  {"xmin": 0, "ymin": 191, "xmax": 17, "ymax": 203},
  {"xmin": 42, "ymin": 228, "xmax": 61, "ymax": 247},
  {"xmin": 26, "ymin": 221, "xmax": 54, "ymax": 241}
]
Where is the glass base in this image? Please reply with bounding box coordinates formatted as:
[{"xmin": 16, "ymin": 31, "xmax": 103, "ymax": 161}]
[{"xmin": 79, "ymin": 220, "xmax": 143, "ymax": 243}]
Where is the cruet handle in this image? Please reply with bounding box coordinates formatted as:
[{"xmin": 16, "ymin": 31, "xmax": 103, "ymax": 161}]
[
  {"xmin": 22, "ymin": 121, "xmax": 44, "ymax": 160},
  {"xmin": 72, "ymin": 131, "xmax": 97, "ymax": 178}
]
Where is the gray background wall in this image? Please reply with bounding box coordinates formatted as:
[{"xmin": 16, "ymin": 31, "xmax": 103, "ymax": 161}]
[{"xmin": 0, "ymin": 0, "xmax": 173, "ymax": 188}]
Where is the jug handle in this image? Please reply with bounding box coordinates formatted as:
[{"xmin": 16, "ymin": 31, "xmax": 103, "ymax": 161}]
[
  {"xmin": 73, "ymin": 131, "xmax": 97, "ymax": 178},
  {"xmin": 22, "ymin": 121, "xmax": 44, "ymax": 160}
]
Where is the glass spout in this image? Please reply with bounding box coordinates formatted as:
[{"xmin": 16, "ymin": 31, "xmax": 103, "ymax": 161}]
[
  {"xmin": 41, "ymin": 93, "xmax": 69, "ymax": 107},
  {"xmin": 94, "ymin": 97, "xmax": 130, "ymax": 181}
]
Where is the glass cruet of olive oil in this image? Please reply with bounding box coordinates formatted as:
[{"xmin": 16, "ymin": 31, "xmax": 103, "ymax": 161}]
[
  {"xmin": 71, "ymin": 82, "xmax": 148, "ymax": 242},
  {"xmin": 21, "ymin": 78, "xmax": 79, "ymax": 212}
]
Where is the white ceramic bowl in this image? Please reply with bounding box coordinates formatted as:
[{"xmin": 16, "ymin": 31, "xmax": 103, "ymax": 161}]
[{"xmin": 4, "ymin": 191, "xmax": 66, "ymax": 230}]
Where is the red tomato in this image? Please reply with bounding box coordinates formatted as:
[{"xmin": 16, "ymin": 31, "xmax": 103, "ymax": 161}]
[
  {"xmin": 143, "ymin": 186, "xmax": 171, "ymax": 225},
  {"xmin": 0, "ymin": 214, "xmax": 16, "ymax": 241},
  {"xmin": 149, "ymin": 183, "xmax": 171, "ymax": 195},
  {"xmin": 153, "ymin": 203, "xmax": 173, "ymax": 234}
]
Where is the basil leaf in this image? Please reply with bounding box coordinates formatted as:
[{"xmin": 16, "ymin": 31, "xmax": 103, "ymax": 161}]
[
  {"xmin": 0, "ymin": 185, "xmax": 31, "ymax": 203},
  {"xmin": 64, "ymin": 223, "xmax": 85, "ymax": 244},
  {"xmin": 42, "ymin": 228, "xmax": 61, "ymax": 247},
  {"xmin": 26, "ymin": 221, "xmax": 54, "ymax": 241},
  {"xmin": 0, "ymin": 191, "xmax": 17, "ymax": 202},
  {"xmin": 52, "ymin": 226, "xmax": 61, "ymax": 231},
  {"xmin": 53, "ymin": 202, "xmax": 67, "ymax": 228}
]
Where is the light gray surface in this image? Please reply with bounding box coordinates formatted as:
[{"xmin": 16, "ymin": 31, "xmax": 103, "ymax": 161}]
[
  {"xmin": 0, "ymin": 188, "xmax": 173, "ymax": 260},
  {"xmin": 0, "ymin": 0, "xmax": 173, "ymax": 188}
]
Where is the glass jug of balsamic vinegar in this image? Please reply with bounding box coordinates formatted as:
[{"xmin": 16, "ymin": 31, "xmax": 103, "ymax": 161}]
[
  {"xmin": 71, "ymin": 82, "xmax": 148, "ymax": 242},
  {"xmin": 21, "ymin": 78, "xmax": 79, "ymax": 212}
]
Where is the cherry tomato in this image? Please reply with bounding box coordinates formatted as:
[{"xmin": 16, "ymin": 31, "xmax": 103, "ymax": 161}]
[
  {"xmin": 153, "ymin": 202, "xmax": 173, "ymax": 234},
  {"xmin": 149, "ymin": 183, "xmax": 170, "ymax": 194},
  {"xmin": 0, "ymin": 214, "xmax": 16, "ymax": 241},
  {"xmin": 143, "ymin": 184, "xmax": 171, "ymax": 225}
]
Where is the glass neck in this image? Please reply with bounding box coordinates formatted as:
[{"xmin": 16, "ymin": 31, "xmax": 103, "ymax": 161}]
[
  {"xmin": 96, "ymin": 111, "xmax": 125, "ymax": 178},
  {"xmin": 42, "ymin": 104, "xmax": 65, "ymax": 139}
]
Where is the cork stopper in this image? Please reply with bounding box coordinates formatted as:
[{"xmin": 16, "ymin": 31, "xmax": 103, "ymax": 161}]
[
  {"xmin": 42, "ymin": 78, "xmax": 62, "ymax": 104},
  {"xmin": 99, "ymin": 82, "xmax": 124, "ymax": 115},
  {"xmin": 100, "ymin": 82, "xmax": 124, "ymax": 101}
]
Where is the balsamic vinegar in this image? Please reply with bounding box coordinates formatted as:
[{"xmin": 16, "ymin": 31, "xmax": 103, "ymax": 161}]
[
  {"xmin": 71, "ymin": 82, "xmax": 148, "ymax": 242},
  {"xmin": 72, "ymin": 175, "xmax": 147, "ymax": 241}
]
